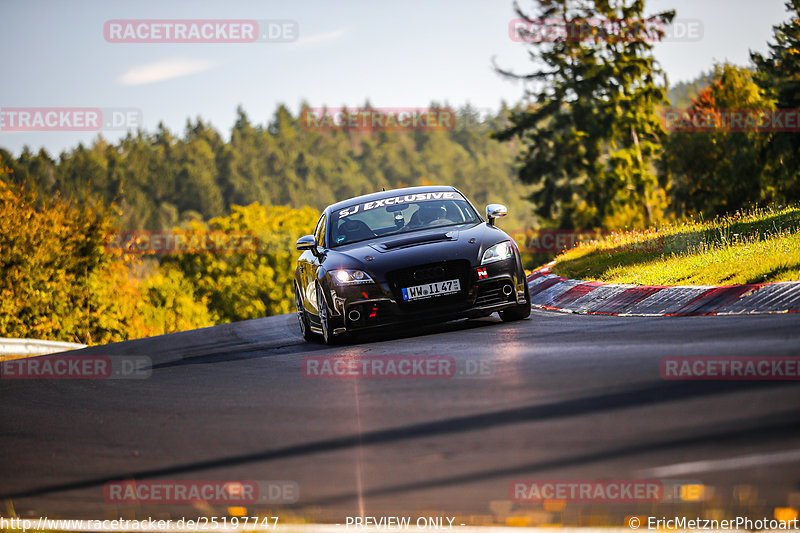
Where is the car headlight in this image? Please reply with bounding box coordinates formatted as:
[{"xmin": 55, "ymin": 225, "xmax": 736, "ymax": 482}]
[
  {"xmin": 333, "ymin": 269, "xmax": 374, "ymax": 285},
  {"xmin": 481, "ymin": 241, "xmax": 513, "ymax": 264}
]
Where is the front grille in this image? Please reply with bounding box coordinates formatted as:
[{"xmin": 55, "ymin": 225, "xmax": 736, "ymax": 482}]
[
  {"xmin": 411, "ymin": 265, "xmax": 447, "ymax": 283},
  {"xmin": 386, "ymin": 260, "xmax": 470, "ymax": 310}
]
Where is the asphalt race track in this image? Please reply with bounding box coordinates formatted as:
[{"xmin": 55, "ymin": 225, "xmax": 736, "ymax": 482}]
[{"xmin": 2, "ymin": 310, "xmax": 800, "ymax": 525}]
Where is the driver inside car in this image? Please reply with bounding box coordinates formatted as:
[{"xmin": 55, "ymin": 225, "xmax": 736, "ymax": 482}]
[{"xmin": 408, "ymin": 203, "xmax": 450, "ymax": 228}]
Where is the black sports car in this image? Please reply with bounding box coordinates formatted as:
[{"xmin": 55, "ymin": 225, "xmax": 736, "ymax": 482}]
[{"xmin": 294, "ymin": 185, "xmax": 530, "ymax": 343}]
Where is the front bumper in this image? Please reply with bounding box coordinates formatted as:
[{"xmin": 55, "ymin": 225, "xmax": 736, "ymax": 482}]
[{"xmin": 326, "ymin": 259, "xmax": 527, "ymax": 333}]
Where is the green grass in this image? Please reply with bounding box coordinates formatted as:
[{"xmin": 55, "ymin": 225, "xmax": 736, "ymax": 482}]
[{"xmin": 549, "ymin": 206, "xmax": 800, "ymax": 286}]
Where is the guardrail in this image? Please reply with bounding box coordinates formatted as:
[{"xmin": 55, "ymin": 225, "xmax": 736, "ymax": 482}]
[{"xmin": 0, "ymin": 338, "xmax": 87, "ymax": 358}]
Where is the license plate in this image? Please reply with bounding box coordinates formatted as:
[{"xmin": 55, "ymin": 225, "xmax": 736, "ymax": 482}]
[{"xmin": 401, "ymin": 279, "xmax": 461, "ymax": 301}]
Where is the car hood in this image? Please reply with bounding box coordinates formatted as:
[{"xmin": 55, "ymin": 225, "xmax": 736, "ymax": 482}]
[{"xmin": 322, "ymin": 223, "xmax": 512, "ymax": 279}]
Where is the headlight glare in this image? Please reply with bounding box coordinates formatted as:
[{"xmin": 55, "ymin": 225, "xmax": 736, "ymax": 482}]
[
  {"xmin": 481, "ymin": 241, "xmax": 513, "ymax": 264},
  {"xmin": 333, "ymin": 269, "xmax": 374, "ymax": 285}
]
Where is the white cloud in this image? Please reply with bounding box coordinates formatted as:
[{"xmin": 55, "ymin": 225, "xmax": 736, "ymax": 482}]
[
  {"xmin": 117, "ymin": 58, "xmax": 219, "ymax": 86},
  {"xmin": 288, "ymin": 28, "xmax": 347, "ymax": 48}
]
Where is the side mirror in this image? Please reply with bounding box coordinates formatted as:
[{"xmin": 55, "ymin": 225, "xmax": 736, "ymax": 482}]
[
  {"xmin": 296, "ymin": 235, "xmax": 317, "ymax": 251},
  {"xmin": 486, "ymin": 204, "xmax": 508, "ymax": 227}
]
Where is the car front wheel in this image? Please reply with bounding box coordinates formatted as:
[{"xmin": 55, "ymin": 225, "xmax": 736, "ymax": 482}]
[
  {"xmin": 499, "ymin": 282, "xmax": 531, "ymax": 322},
  {"xmin": 316, "ymin": 283, "xmax": 344, "ymax": 345},
  {"xmin": 295, "ymin": 284, "xmax": 315, "ymax": 342}
]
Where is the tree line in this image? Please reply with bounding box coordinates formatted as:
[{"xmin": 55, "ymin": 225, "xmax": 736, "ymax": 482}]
[{"xmin": 0, "ymin": 104, "xmax": 536, "ymax": 233}]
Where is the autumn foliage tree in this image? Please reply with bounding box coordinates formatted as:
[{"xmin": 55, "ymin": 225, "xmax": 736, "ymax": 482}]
[
  {"xmin": 163, "ymin": 203, "xmax": 319, "ymax": 323},
  {"xmin": 0, "ymin": 177, "xmax": 111, "ymax": 342},
  {"xmin": 661, "ymin": 63, "xmax": 776, "ymax": 217},
  {"xmin": 0, "ymin": 177, "xmax": 215, "ymax": 344}
]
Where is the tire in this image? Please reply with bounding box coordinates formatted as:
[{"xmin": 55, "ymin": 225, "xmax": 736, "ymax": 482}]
[
  {"xmin": 295, "ymin": 284, "xmax": 316, "ymax": 342},
  {"xmin": 316, "ymin": 283, "xmax": 346, "ymax": 345},
  {"xmin": 499, "ymin": 282, "xmax": 531, "ymax": 322}
]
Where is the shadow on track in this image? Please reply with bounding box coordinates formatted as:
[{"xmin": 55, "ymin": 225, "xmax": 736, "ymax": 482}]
[
  {"xmin": 151, "ymin": 315, "xmax": 505, "ymax": 369},
  {"xmin": 5, "ymin": 378, "xmax": 799, "ymax": 501},
  {"xmin": 290, "ymin": 410, "xmax": 800, "ymax": 507}
]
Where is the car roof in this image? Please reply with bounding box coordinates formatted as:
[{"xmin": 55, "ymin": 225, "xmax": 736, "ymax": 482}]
[{"xmin": 325, "ymin": 185, "xmax": 461, "ymax": 214}]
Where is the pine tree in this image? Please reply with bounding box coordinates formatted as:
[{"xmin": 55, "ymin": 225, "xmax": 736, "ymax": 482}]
[
  {"xmin": 494, "ymin": 0, "xmax": 674, "ymax": 228},
  {"xmin": 750, "ymin": 0, "xmax": 800, "ymax": 203}
]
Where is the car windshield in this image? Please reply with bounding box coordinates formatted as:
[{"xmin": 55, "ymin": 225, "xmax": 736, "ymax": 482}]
[{"xmin": 329, "ymin": 191, "xmax": 480, "ymax": 247}]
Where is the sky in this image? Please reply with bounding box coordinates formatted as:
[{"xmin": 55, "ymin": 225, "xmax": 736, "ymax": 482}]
[{"xmin": 0, "ymin": 0, "xmax": 791, "ymax": 156}]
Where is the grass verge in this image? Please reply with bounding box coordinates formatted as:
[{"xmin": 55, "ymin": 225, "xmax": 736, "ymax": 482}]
[{"xmin": 549, "ymin": 206, "xmax": 800, "ymax": 286}]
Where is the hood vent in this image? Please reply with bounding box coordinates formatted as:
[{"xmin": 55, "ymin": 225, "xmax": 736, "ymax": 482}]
[{"xmin": 380, "ymin": 232, "xmax": 454, "ymax": 250}]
